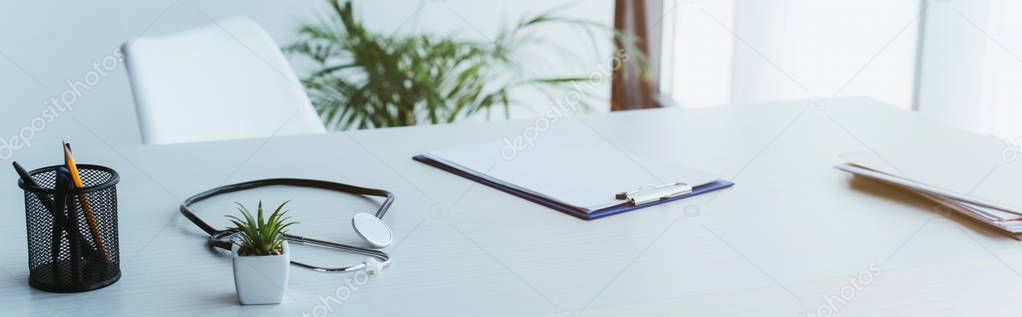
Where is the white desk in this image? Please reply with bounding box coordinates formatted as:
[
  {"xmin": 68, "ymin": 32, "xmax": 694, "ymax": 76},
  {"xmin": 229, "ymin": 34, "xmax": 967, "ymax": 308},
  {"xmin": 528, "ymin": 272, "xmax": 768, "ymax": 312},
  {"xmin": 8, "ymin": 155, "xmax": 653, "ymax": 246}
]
[{"xmin": 3, "ymin": 97, "xmax": 1022, "ymax": 316}]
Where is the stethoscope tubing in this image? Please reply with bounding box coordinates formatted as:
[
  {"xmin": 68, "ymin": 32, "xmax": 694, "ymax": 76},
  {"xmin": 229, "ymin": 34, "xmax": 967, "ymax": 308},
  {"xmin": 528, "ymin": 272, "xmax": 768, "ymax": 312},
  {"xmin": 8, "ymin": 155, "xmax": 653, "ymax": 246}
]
[
  {"xmin": 286, "ymin": 233, "xmax": 390, "ymax": 272},
  {"xmin": 181, "ymin": 178, "xmax": 393, "ymax": 273}
]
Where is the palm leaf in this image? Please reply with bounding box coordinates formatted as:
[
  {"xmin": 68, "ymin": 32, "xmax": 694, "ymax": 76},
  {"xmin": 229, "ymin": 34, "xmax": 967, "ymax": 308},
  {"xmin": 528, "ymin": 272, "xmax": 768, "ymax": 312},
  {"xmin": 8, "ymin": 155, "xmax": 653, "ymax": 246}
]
[{"xmin": 289, "ymin": 0, "xmax": 649, "ymax": 130}]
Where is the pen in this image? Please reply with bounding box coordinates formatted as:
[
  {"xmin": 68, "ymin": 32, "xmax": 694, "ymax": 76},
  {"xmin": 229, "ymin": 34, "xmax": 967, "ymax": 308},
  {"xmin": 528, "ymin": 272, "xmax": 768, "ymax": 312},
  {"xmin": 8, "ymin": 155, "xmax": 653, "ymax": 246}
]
[
  {"xmin": 54, "ymin": 167, "xmax": 82, "ymax": 286},
  {"xmin": 15, "ymin": 161, "xmax": 101, "ymax": 262},
  {"xmin": 14, "ymin": 162, "xmax": 64, "ymax": 267}
]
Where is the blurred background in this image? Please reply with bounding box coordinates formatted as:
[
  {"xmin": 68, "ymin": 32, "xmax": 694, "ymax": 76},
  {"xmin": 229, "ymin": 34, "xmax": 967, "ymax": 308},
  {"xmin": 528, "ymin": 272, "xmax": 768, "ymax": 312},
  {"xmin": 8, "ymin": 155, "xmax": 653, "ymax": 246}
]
[
  {"xmin": 0, "ymin": 0, "xmax": 614, "ymax": 147},
  {"xmin": 663, "ymin": 0, "xmax": 1022, "ymax": 139},
  {"xmin": 1, "ymin": 0, "xmax": 1019, "ymax": 149}
]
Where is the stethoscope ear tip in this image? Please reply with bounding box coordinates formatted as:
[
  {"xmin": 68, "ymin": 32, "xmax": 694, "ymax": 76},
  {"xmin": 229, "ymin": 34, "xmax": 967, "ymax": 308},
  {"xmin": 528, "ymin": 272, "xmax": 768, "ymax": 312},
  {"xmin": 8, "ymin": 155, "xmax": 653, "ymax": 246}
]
[
  {"xmin": 364, "ymin": 257, "xmax": 385, "ymax": 276},
  {"xmin": 352, "ymin": 212, "xmax": 393, "ymax": 248}
]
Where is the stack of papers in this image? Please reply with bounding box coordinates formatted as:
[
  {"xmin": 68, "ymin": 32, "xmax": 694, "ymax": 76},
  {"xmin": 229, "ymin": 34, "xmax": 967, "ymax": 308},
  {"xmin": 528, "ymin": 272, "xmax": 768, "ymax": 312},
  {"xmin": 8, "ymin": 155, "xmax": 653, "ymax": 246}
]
[
  {"xmin": 917, "ymin": 192, "xmax": 1022, "ymax": 234},
  {"xmin": 837, "ymin": 142, "xmax": 1022, "ymax": 238}
]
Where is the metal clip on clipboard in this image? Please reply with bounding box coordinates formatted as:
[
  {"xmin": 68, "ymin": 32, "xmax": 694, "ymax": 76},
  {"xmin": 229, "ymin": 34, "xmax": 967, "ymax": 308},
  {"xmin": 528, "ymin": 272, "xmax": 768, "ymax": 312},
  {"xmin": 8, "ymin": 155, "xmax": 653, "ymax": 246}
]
[{"xmin": 615, "ymin": 183, "xmax": 693, "ymax": 206}]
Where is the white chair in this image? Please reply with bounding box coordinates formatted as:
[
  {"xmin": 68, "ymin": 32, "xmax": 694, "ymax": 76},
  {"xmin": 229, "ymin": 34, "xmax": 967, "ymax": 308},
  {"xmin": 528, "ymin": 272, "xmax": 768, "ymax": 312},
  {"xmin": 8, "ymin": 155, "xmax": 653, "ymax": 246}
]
[{"xmin": 123, "ymin": 16, "xmax": 325, "ymax": 145}]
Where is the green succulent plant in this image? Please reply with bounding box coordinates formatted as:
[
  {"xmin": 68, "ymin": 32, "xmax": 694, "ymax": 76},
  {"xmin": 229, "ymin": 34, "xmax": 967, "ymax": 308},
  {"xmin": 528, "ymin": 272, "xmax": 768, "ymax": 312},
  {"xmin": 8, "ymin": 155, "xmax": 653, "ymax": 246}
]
[
  {"xmin": 226, "ymin": 201, "xmax": 297, "ymax": 256},
  {"xmin": 288, "ymin": 0, "xmax": 648, "ymax": 130}
]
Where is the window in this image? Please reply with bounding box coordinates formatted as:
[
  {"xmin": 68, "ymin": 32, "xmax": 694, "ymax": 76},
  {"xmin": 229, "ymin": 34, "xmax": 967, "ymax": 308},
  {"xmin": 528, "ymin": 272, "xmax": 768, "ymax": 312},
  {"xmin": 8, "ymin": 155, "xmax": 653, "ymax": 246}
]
[
  {"xmin": 662, "ymin": 0, "xmax": 1022, "ymax": 139},
  {"xmin": 662, "ymin": 0, "xmax": 921, "ymax": 110},
  {"xmin": 916, "ymin": 0, "xmax": 1022, "ymax": 138}
]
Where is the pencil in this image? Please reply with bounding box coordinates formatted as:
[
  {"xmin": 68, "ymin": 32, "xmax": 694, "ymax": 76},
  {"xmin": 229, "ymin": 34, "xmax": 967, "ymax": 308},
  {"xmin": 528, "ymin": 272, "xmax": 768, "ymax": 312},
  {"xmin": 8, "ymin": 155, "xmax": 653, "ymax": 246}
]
[{"xmin": 63, "ymin": 143, "xmax": 109, "ymax": 261}]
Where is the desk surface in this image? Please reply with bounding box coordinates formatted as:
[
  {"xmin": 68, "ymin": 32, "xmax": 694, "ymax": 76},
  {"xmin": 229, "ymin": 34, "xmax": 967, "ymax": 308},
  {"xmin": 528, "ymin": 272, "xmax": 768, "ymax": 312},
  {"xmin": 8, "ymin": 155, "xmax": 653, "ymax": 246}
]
[{"xmin": 3, "ymin": 97, "xmax": 1022, "ymax": 316}]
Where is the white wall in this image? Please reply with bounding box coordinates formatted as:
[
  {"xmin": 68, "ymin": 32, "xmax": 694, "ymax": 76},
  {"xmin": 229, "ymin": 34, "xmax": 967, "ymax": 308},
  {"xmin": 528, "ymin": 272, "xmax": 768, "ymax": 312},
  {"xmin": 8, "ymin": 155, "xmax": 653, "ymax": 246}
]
[{"xmin": 0, "ymin": 0, "xmax": 612, "ymax": 155}]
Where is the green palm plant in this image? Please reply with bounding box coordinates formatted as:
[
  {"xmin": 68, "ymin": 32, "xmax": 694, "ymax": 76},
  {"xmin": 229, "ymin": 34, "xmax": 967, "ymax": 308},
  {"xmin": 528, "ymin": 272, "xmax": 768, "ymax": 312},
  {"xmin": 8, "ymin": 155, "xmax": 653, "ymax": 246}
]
[
  {"xmin": 226, "ymin": 201, "xmax": 296, "ymax": 256},
  {"xmin": 288, "ymin": 0, "xmax": 648, "ymax": 130}
]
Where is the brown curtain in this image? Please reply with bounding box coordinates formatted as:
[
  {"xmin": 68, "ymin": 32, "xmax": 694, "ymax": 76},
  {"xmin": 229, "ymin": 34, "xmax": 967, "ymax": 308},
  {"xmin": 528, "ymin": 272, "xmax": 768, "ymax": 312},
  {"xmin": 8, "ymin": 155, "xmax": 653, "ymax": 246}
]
[{"xmin": 611, "ymin": 0, "xmax": 662, "ymax": 111}]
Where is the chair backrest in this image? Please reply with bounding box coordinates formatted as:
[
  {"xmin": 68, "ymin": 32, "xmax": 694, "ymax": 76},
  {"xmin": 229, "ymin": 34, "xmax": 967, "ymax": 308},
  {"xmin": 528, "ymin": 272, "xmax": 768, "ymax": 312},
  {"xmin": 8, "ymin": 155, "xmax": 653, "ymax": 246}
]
[{"xmin": 123, "ymin": 16, "xmax": 325, "ymax": 145}]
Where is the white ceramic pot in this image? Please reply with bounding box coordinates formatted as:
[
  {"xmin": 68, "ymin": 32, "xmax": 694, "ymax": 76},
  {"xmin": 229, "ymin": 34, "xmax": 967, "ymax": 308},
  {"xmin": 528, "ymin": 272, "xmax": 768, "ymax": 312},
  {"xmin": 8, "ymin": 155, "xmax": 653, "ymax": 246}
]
[{"xmin": 232, "ymin": 241, "xmax": 290, "ymax": 305}]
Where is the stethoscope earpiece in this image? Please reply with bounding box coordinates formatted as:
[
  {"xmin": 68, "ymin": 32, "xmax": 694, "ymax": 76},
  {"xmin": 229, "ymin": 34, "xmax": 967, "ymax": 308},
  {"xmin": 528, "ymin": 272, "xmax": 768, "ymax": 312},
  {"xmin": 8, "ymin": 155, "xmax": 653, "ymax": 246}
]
[{"xmin": 363, "ymin": 257, "xmax": 385, "ymax": 276}]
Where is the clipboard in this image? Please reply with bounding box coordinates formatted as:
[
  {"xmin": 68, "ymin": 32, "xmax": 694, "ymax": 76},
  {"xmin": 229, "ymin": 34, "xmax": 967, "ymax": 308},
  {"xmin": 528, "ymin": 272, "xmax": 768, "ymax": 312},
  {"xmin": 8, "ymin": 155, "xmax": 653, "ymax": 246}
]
[
  {"xmin": 415, "ymin": 154, "xmax": 733, "ymax": 219},
  {"xmin": 412, "ymin": 120, "xmax": 734, "ymax": 220}
]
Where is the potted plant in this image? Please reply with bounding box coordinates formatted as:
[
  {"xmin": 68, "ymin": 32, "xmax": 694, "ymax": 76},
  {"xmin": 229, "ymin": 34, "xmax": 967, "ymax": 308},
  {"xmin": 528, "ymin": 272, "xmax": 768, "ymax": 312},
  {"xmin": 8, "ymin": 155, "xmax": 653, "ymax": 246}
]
[
  {"xmin": 226, "ymin": 201, "xmax": 296, "ymax": 305},
  {"xmin": 288, "ymin": 0, "xmax": 648, "ymax": 130}
]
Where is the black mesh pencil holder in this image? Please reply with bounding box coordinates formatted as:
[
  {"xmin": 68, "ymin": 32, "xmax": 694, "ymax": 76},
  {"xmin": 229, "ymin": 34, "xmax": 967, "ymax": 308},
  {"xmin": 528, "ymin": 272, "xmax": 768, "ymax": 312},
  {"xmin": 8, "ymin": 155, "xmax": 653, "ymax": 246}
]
[{"xmin": 18, "ymin": 164, "xmax": 120, "ymax": 293}]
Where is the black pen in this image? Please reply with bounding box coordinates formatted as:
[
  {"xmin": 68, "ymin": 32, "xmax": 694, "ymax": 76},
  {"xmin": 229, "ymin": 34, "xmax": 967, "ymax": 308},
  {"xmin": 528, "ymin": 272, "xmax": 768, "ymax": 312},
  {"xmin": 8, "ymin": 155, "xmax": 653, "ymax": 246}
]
[
  {"xmin": 54, "ymin": 167, "xmax": 81, "ymax": 286},
  {"xmin": 14, "ymin": 162, "xmax": 99, "ymax": 264},
  {"xmin": 14, "ymin": 162, "xmax": 64, "ymax": 265}
]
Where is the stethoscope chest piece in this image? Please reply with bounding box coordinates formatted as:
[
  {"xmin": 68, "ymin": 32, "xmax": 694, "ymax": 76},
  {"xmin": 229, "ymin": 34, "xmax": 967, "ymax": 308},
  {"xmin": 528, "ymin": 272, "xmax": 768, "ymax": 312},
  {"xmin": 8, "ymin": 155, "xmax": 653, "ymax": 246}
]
[{"xmin": 352, "ymin": 212, "xmax": 392, "ymax": 248}]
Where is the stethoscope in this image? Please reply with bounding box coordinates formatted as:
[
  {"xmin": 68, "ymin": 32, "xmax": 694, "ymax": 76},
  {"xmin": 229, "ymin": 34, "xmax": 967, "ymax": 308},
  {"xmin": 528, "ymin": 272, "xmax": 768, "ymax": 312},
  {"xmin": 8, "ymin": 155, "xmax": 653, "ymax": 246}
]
[{"xmin": 180, "ymin": 178, "xmax": 394, "ymax": 274}]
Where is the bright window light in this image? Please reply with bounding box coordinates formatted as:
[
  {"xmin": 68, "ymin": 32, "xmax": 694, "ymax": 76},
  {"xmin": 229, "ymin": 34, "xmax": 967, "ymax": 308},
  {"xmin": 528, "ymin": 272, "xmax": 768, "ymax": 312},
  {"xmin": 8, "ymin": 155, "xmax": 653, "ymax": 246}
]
[{"xmin": 663, "ymin": 0, "xmax": 920, "ymax": 109}]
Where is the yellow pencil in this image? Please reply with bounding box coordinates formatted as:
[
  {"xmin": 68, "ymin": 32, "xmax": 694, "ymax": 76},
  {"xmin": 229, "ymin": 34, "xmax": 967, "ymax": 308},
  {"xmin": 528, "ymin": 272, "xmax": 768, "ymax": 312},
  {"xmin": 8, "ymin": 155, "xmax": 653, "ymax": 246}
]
[{"xmin": 64, "ymin": 143, "xmax": 109, "ymax": 261}]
